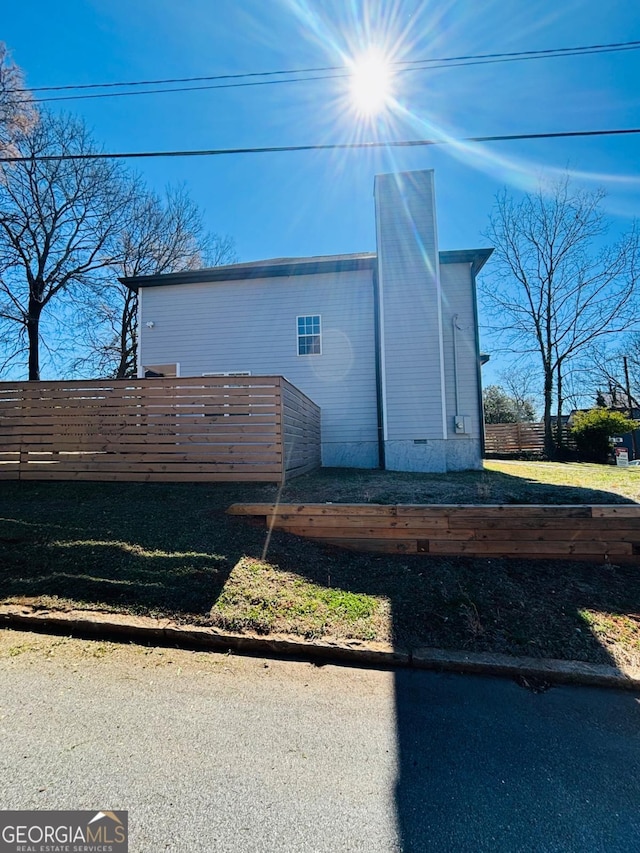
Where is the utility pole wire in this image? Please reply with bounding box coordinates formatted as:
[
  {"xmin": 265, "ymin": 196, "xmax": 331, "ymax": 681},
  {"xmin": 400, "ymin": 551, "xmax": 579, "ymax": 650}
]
[
  {"xmin": 16, "ymin": 40, "xmax": 640, "ymax": 104},
  {"xmin": 1, "ymin": 127, "xmax": 639, "ymax": 164},
  {"xmin": 19, "ymin": 39, "xmax": 640, "ymax": 92}
]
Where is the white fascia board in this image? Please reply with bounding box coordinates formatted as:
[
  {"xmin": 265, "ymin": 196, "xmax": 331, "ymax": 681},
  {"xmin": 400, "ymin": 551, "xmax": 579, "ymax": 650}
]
[{"xmin": 136, "ymin": 288, "xmax": 143, "ymax": 379}]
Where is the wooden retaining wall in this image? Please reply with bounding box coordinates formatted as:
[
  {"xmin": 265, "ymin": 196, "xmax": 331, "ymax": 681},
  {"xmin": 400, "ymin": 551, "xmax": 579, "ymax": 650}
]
[
  {"xmin": 0, "ymin": 376, "xmax": 321, "ymax": 484},
  {"xmin": 227, "ymin": 503, "xmax": 640, "ymax": 563}
]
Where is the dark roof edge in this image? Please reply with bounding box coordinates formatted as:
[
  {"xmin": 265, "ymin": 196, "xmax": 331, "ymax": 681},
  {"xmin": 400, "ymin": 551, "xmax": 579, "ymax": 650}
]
[
  {"xmin": 121, "ymin": 247, "xmax": 494, "ymax": 291},
  {"xmin": 121, "ymin": 254, "xmax": 376, "ymax": 291},
  {"xmin": 440, "ymin": 247, "xmax": 493, "ymax": 272}
]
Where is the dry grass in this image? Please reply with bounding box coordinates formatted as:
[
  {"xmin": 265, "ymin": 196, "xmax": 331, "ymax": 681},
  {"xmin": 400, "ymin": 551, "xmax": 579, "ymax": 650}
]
[
  {"xmin": 208, "ymin": 557, "xmax": 388, "ymax": 641},
  {"xmin": 281, "ymin": 460, "xmax": 640, "ymax": 505}
]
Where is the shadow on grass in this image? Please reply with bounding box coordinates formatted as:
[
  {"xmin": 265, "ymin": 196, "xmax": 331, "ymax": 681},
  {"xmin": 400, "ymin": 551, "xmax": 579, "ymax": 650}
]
[
  {"xmin": 0, "ymin": 483, "xmax": 257, "ymax": 617},
  {"xmin": 1, "ymin": 476, "xmax": 639, "ymax": 849}
]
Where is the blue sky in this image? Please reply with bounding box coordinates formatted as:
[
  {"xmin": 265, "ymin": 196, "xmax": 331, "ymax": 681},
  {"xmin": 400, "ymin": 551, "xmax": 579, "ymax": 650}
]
[{"xmin": 3, "ymin": 0, "xmax": 640, "ymax": 384}]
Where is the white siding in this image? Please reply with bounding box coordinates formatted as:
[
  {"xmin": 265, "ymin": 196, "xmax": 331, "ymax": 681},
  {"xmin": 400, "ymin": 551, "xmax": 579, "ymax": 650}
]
[
  {"xmin": 139, "ymin": 269, "xmax": 379, "ymax": 467},
  {"xmin": 440, "ymin": 262, "xmax": 482, "ymax": 441},
  {"xmin": 374, "ymin": 170, "xmax": 446, "ymax": 442}
]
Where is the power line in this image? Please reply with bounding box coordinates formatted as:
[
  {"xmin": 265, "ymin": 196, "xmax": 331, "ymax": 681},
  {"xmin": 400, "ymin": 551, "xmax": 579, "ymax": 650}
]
[
  {"xmin": 1, "ymin": 127, "xmax": 639, "ymax": 163},
  {"xmin": 22, "ymin": 39, "xmax": 640, "ymax": 91},
  {"xmin": 19, "ymin": 39, "xmax": 640, "ymax": 104},
  {"xmin": 28, "ymin": 73, "xmax": 349, "ymax": 103}
]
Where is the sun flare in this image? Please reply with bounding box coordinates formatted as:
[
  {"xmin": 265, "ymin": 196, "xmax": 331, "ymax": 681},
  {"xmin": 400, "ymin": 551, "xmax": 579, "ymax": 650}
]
[{"xmin": 349, "ymin": 49, "xmax": 393, "ymax": 117}]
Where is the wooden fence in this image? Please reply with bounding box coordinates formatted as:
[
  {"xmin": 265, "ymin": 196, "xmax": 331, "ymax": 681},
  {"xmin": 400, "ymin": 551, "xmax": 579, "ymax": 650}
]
[
  {"xmin": 227, "ymin": 503, "xmax": 640, "ymax": 563},
  {"xmin": 485, "ymin": 422, "xmax": 573, "ymax": 456},
  {"xmin": 0, "ymin": 376, "xmax": 321, "ymax": 483}
]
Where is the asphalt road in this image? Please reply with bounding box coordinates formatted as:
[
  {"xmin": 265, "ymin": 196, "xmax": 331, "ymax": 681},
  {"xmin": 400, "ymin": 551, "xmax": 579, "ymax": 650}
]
[{"xmin": 0, "ymin": 630, "xmax": 638, "ymax": 852}]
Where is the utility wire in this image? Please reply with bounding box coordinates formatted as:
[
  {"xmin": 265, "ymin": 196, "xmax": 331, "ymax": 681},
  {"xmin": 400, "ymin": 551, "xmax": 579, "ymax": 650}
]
[
  {"xmin": 19, "ymin": 39, "xmax": 640, "ymax": 104},
  {"xmin": 21, "ymin": 39, "xmax": 640, "ymax": 91},
  {"xmin": 1, "ymin": 127, "xmax": 639, "ymax": 163}
]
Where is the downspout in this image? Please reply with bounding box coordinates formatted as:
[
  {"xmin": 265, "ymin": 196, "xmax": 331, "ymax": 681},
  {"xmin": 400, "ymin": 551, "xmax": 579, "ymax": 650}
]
[
  {"xmin": 452, "ymin": 314, "xmax": 461, "ymax": 417},
  {"xmin": 470, "ymin": 258, "xmax": 486, "ymax": 458},
  {"xmin": 372, "ymin": 264, "xmax": 386, "ymax": 469}
]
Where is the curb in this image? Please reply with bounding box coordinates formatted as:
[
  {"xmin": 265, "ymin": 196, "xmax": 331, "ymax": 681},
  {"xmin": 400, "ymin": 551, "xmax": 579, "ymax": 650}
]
[{"xmin": 1, "ymin": 605, "xmax": 639, "ymax": 691}]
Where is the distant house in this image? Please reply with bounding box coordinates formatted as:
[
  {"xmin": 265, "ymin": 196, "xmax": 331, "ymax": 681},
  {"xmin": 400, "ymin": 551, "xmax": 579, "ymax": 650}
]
[
  {"xmin": 123, "ymin": 170, "xmax": 492, "ymax": 473},
  {"xmin": 595, "ymin": 390, "xmax": 640, "ymax": 418}
]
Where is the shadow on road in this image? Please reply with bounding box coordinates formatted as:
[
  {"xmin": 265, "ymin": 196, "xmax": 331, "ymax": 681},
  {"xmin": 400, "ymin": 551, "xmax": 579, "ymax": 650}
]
[{"xmin": 393, "ymin": 668, "xmax": 640, "ymax": 851}]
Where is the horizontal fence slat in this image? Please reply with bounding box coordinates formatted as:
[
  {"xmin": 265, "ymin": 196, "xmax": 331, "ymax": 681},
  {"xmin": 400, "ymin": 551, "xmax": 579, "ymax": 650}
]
[{"xmin": 19, "ymin": 470, "xmax": 282, "ymax": 483}]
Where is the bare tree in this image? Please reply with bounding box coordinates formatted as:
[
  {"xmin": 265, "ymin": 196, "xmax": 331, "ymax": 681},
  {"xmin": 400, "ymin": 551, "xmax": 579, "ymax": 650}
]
[
  {"xmin": 0, "ymin": 111, "xmax": 130, "ymax": 379},
  {"xmin": 499, "ymin": 364, "xmax": 539, "ymax": 422},
  {"xmin": 482, "ymin": 176, "xmax": 640, "ymax": 457},
  {"xmin": 0, "ymin": 42, "xmax": 36, "ymax": 155},
  {"xmin": 75, "ymin": 182, "xmax": 237, "ymax": 379}
]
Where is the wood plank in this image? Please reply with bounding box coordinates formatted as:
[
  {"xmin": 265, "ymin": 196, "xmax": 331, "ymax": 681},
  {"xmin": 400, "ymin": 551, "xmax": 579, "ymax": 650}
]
[
  {"xmin": 473, "ymin": 528, "xmax": 640, "ymax": 542},
  {"xmin": 227, "ymin": 503, "xmax": 398, "ymax": 517},
  {"xmin": 11, "ymin": 375, "xmax": 283, "ymax": 393},
  {"xmin": 5, "ymin": 416, "xmax": 280, "ymax": 433},
  {"xmin": 19, "ymin": 442, "xmax": 282, "ymax": 454},
  {"xmin": 267, "ymin": 513, "xmax": 452, "ymax": 530},
  {"xmin": 284, "ymin": 461, "xmax": 321, "ymax": 480},
  {"xmin": 7, "ymin": 394, "xmax": 279, "ymax": 406},
  {"xmin": 274, "ymin": 524, "xmax": 474, "ymax": 540},
  {"xmin": 20, "ymin": 451, "xmax": 282, "ymax": 465},
  {"xmin": 450, "ymin": 517, "xmax": 640, "ymax": 530},
  {"xmin": 14, "ymin": 404, "xmax": 280, "ymax": 417},
  {"xmin": 23, "ymin": 461, "xmax": 283, "ymax": 474},
  {"xmin": 398, "ymin": 504, "xmax": 593, "ymax": 518},
  {"xmin": 318, "ymin": 538, "xmax": 418, "ymax": 554},
  {"xmin": 591, "ymin": 506, "xmax": 640, "ymax": 518},
  {"xmin": 20, "ymin": 421, "xmax": 280, "ymax": 435},
  {"xmin": 20, "ymin": 470, "xmax": 282, "ymax": 482},
  {"xmin": 427, "ymin": 539, "xmax": 633, "ymax": 556}
]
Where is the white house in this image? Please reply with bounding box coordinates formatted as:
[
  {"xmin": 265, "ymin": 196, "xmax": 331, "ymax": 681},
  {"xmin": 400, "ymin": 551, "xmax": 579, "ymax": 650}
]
[{"xmin": 123, "ymin": 169, "xmax": 492, "ymax": 473}]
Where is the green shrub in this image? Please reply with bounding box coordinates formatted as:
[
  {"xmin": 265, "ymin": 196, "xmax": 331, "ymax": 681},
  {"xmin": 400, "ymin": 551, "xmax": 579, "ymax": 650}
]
[{"xmin": 570, "ymin": 408, "xmax": 636, "ymax": 463}]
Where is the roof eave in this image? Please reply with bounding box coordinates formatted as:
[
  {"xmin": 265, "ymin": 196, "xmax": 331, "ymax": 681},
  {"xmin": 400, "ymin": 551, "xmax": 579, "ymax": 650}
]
[
  {"xmin": 121, "ymin": 247, "xmax": 494, "ymax": 293},
  {"xmin": 120, "ymin": 254, "xmax": 377, "ymax": 292},
  {"xmin": 439, "ymin": 247, "xmax": 494, "ymax": 273}
]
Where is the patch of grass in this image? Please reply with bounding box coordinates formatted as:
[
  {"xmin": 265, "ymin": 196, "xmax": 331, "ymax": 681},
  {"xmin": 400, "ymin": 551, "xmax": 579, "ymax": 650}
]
[
  {"xmin": 579, "ymin": 610, "xmax": 640, "ymax": 665},
  {"xmin": 7, "ymin": 642, "xmax": 37, "ymax": 657},
  {"xmin": 209, "ymin": 558, "xmax": 385, "ymax": 641},
  {"xmin": 485, "ymin": 460, "xmax": 640, "ymax": 503}
]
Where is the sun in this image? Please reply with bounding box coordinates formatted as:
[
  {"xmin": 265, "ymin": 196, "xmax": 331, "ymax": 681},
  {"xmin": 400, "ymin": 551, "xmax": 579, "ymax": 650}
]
[{"xmin": 348, "ymin": 49, "xmax": 393, "ymax": 117}]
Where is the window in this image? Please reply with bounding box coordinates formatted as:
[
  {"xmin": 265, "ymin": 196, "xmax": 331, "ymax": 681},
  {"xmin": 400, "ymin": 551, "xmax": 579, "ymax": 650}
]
[
  {"xmin": 143, "ymin": 363, "xmax": 179, "ymax": 377},
  {"xmin": 297, "ymin": 315, "xmax": 321, "ymax": 355}
]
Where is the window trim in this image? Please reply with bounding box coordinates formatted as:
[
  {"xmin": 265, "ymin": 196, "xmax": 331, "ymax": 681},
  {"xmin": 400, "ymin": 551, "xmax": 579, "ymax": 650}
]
[
  {"xmin": 296, "ymin": 314, "xmax": 322, "ymax": 356},
  {"xmin": 201, "ymin": 372, "xmax": 252, "ymax": 377}
]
